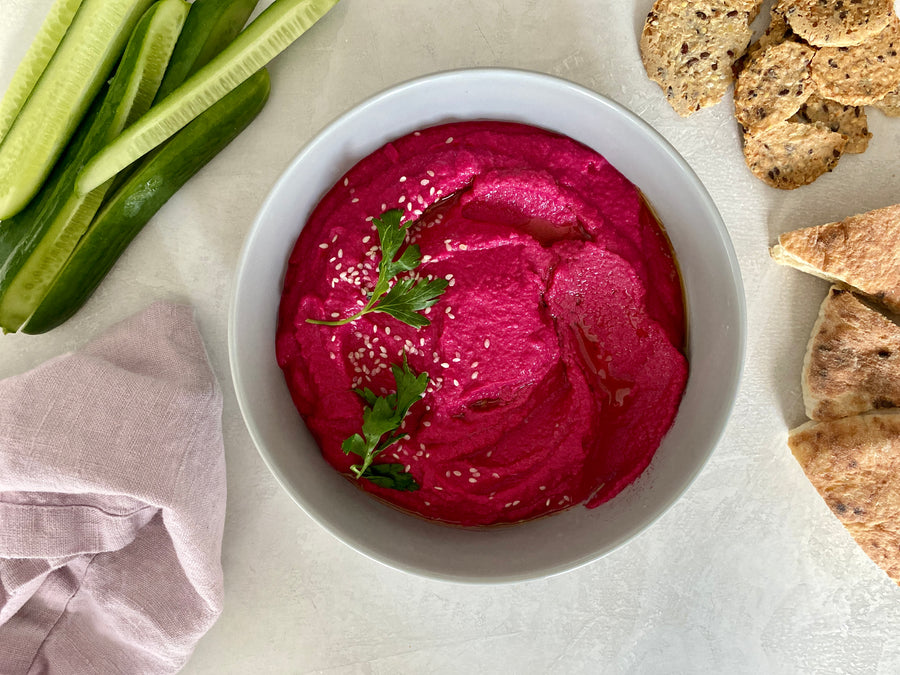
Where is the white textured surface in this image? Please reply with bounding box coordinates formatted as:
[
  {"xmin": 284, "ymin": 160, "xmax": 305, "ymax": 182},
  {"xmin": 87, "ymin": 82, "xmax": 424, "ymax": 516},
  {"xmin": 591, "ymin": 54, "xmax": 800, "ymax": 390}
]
[{"xmin": 2, "ymin": 1, "xmax": 900, "ymax": 673}]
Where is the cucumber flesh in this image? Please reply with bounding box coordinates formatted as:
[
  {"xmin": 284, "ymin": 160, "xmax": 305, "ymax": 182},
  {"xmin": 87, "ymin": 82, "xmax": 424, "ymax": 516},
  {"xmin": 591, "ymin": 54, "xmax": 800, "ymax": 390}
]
[
  {"xmin": 22, "ymin": 69, "xmax": 271, "ymax": 335},
  {"xmin": 76, "ymin": 0, "xmax": 339, "ymax": 196},
  {"xmin": 0, "ymin": 0, "xmax": 85, "ymax": 145},
  {"xmin": 0, "ymin": 0, "xmax": 156, "ymax": 221},
  {"xmin": 154, "ymin": 0, "xmax": 261, "ymax": 103},
  {"xmin": 0, "ymin": 0, "xmax": 188, "ymax": 333}
]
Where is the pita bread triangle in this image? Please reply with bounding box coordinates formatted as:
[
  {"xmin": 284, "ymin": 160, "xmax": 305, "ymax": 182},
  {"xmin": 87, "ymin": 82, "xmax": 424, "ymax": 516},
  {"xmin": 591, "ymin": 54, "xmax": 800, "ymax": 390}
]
[
  {"xmin": 789, "ymin": 412, "xmax": 900, "ymax": 585},
  {"xmin": 803, "ymin": 286, "xmax": 900, "ymax": 421},
  {"xmin": 771, "ymin": 203, "xmax": 900, "ymax": 313}
]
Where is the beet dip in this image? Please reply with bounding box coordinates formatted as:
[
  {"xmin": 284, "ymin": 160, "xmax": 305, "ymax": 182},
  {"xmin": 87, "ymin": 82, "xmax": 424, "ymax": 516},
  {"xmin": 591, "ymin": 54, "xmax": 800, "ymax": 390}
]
[{"xmin": 276, "ymin": 121, "xmax": 688, "ymax": 527}]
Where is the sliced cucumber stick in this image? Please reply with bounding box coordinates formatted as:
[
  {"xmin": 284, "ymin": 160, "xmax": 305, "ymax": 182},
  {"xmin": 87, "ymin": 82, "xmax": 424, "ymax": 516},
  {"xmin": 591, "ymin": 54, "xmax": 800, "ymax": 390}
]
[
  {"xmin": 0, "ymin": 0, "xmax": 85, "ymax": 145},
  {"xmin": 154, "ymin": 0, "xmax": 261, "ymax": 103},
  {"xmin": 76, "ymin": 0, "xmax": 339, "ymax": 195},
  {"xmin": 0, "ymin": 0, "xmax": 156, "ymax": 220},
  {"xmin": 0, "ymin": 0, "xmax": 188, "ymax": 333},
  {"xmin": 22, "ymin": 69, "xmax": 271, "ymax": 335}
]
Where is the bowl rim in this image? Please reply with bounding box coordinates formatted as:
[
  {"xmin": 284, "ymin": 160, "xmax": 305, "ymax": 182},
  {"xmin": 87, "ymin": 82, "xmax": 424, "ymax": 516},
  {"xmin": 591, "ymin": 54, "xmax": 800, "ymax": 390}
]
[{"xmin": 228, "ymin": 66, "xmax": 747, "ymax": 584}]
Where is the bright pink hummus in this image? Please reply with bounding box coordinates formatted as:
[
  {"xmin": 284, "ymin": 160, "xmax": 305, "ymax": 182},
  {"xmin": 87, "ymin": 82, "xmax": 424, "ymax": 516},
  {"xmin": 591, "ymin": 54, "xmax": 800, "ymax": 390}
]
[{"xmin": 276, "ymin": 121, "xmax": 688, "ymax": 527}]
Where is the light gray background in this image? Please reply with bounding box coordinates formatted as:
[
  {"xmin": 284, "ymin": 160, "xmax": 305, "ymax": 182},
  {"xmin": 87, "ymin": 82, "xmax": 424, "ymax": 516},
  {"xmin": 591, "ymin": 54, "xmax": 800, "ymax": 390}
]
[{"xmin": 2, "ymin": 1, "xmax": 899, "ymax": 672}]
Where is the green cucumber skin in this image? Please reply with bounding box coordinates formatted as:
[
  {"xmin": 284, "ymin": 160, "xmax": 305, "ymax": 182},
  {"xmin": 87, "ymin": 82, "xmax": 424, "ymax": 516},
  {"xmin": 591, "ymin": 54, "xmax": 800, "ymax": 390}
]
[
  {"xmin": 76, "ymin": 0, "xmax": 340, "ymax": 196},
  {"xmin": 0, "ymin": 0, "xmax": 156, "ymax": 220},
  {"xmin": 0, "ymin": 0, "xmax": 187, "ymax": 333},
  {"xmin": 22, "ymin": 68, "xmax": 271, "ymax": 334},
  {"xmin": 154, "ymin": 0, "xmax": 261, "ymax": 102}
]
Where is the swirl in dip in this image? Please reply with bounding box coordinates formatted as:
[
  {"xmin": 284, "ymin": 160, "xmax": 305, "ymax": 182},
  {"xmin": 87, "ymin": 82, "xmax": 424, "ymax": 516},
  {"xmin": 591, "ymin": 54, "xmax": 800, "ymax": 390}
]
[{"xmin": 276, "ymin": 121, "xmax": 688, "ymax": 527}]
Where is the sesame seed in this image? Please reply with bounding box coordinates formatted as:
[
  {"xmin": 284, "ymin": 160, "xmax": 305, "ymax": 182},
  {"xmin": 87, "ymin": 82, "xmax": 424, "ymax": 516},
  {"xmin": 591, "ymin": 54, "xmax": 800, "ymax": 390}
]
[
  {"xmin": 484, "ymin": 339, "xmax": 491, "ymax": 348},
  {"xmin": 471, "ymin": 372, "xmax": 479, "ymax": 380},
  {"xmin": 343, "ymin": 177, "xmax": 349, "ymax": 187},
  {"xmin": 440, "ymin": 362, "xmax": 450, "ymax": 368},
  {"xmin": 362, "ymin": 235, "xmax": 370, "ymax": 243},
  {"xmin": 453, "ymin": 470, "xmax": 462, "ymax": 476},
  {"xmin": 400, "ymin": 176, "xmax": 407, "ymax": 182},
  {"xmin": 434, "ymin": 485, "xmax": 442, "ymax": 491},
  {"xmin": 420, "ymin": 179, "xmax": 430, "ymax": 186},
  {"xmin": 330, "ymin": 353, "xmax": 336, "ymax": 360},
  {"xmin": 445, "ymin": 137, "xmax": 453, "ymax": 144},
  {"xmin": 398, "ymin": 195, "xmax": 406, "ymax": 203},
  {"xmin": 351, "ymin": 198, "xmax": 359, "ymax": 203},
  {"xmin": 468, "ymin": 477, "xmax": 477, "ymax": 483},
  {"xmin": 330, "ymin": 312, "xmax": 340, "ymax": 318},
  {"xmin": 453, "ymin": 379, "xmax": 459, "ymax": 386},
  {"xmin": 423, "ymin": 421, "xmax": 431, "ymax": 427},
  {"xmin": 385, "ymin": 326, "xmax": 391, "ymax": 335},
  {"xmin": 319, "ymin": 243, "xmax": 328, "ymax": 249}
]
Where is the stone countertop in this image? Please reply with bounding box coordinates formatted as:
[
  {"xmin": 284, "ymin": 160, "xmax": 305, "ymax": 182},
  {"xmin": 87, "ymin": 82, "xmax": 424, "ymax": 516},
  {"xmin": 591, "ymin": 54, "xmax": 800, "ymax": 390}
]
[{"xmin": 2, "ymin": 1, "xmax": 899, "ymax": 672}]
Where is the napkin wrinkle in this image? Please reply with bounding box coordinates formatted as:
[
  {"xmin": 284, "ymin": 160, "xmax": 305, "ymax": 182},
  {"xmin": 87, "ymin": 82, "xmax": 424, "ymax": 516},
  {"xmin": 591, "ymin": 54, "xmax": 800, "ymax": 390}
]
[{"xmin": 0, "ymin": 301, "xmax": 227, "ymax": 674}]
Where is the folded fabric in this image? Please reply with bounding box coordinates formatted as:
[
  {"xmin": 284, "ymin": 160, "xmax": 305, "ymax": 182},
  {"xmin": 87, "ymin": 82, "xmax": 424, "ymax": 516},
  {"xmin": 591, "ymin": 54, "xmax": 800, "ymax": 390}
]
[{"xmin": 0, "ymin": 302, "xmax": 226, "ymax": 674}]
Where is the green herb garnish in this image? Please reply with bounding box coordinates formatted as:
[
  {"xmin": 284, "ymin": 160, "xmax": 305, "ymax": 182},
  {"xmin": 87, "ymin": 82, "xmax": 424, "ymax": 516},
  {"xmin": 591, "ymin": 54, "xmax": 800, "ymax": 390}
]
[
  {"xmin": 308, "ymin": 209, "xmax": 449, "ymax": 327},
  {"xmin": 341, "ymin": 358, "xmax": 426, "ymax": 490}
]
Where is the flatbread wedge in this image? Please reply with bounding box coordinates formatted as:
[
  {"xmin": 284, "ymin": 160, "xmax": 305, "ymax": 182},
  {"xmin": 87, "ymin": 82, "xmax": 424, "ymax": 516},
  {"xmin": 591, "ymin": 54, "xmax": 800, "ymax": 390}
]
[
  {"xmin": 803, "ymin": 286, "xmax": 900, "ymax": 421},
  {"xmin": 770, "ymin": 203, "xmax": 900, "ymax": 312},
  {"xmin": 789, "ymin": 412, "xmax": 900, "ymax": 585}
]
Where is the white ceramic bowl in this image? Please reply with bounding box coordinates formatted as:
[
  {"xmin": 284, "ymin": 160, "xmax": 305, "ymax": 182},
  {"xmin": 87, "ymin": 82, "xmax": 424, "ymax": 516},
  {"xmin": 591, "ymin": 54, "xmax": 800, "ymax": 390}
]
[{"xmin": 229, "ymin": 68, "xmax": 745, "ymax": 583}]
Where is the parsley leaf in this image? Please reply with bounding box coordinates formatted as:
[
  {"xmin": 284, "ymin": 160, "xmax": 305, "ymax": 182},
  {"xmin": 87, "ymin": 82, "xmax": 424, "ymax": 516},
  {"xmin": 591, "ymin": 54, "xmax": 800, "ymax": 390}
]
[
  {"xmin": 362, "ymin": 464, "xmax": 420, "ymax": 491},
  {"xmin": 307, "ymin": 209, "xmax": 449, "ymax": 327},
  {"xmin": 340, "ymin": 358, "xmax": 426, "ymax": 490}
]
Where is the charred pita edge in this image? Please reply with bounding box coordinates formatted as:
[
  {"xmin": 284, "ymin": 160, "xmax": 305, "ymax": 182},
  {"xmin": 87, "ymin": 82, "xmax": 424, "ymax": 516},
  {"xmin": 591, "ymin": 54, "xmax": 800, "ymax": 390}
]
[{"xmin": 802, "ymin": 286, "xmax": 900, "ymax": 421}]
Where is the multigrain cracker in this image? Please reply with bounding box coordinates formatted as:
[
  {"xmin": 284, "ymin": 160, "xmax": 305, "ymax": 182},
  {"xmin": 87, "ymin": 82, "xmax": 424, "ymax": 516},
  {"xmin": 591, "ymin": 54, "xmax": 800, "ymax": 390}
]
[
  {"xmin": 794, "ymin": 93, "xmax": 871, "ymax": 153},
  {"xmin": 803, "ymin": 287, "xmax": 900, "ymax": 421},
  {"xmin": 640, "ymin": 0, "xmax": 761, "ymax": 116},
  {"xmin": 872, "ymin": 85, "xmax": 900, "ymax": 115},
  {"xmin": 742, "ymin": 120, "xmax": 846, "ymax": 189},
  {"xmin": 810, "ymin": 14, "xmax": 900, "ymax": 105},
  {"xmin": 735, "ymin": 41, "xmax": 817, "ymax": 132},
  {"xmin": 770, "ymin": 203, "xmax": 900, "ymax": 311},
  {"xmin": 782, "ymin": 0, "xmax": 895, "ymax": 47},
  {"xmin": 789, "ymin": 412, "xmax": 900, "ymax": 586}
]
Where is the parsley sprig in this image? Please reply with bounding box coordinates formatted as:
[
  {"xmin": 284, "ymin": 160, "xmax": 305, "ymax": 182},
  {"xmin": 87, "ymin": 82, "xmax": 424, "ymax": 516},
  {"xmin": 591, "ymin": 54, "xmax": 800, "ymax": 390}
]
[
  {"xmin": 341, "ymin": 358, "xmax": 426, "ymax": 491},
  {"xmin": 307, "ymin": 209, "xmax": 448, "ymax": 328}
]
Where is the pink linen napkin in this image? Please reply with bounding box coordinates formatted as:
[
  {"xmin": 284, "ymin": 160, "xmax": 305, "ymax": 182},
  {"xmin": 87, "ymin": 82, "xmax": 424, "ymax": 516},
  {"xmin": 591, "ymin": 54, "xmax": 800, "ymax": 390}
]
[{"xmin": 0, "ymin": 302, "xmax": 226, "ymax": 674}]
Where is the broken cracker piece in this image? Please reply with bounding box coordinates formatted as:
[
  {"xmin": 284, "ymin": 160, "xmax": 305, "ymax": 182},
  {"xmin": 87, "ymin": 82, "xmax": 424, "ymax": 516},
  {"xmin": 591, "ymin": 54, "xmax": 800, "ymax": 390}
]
[
  {"xmin": 735, "ymin": 41, "xmax": 817, "ymax": 133},
  {"xmin": 789, "ymin": 412, "xmax": 900, "ymax": 585},
  {"xmin": 783, "ymin": 0, "xmax": 894, "ymax": 47},
  {"xmin": 743, "ymin": 120, "xmax": 846, "ymax": 189},
  {"xmin": 795, "ymin": 93, "xmax": 871, "ymax": 153},
  {"xmin": 872, "ymin": 85, "xmax": 900, "ymax": 116},
  {"xmin": 641, "ymin": 0, "xmax": 760, "ymax": 116},
  {"xmin": 810, "ymin": 14, "xmax": 900, "ymax": 105},
  {"xmin": 770, "ymin": 203, "xmax": 900, "ymax": 312},
  {"xmin": 803, "ymin": 286, "xmax": 900, "ymax": 421}
]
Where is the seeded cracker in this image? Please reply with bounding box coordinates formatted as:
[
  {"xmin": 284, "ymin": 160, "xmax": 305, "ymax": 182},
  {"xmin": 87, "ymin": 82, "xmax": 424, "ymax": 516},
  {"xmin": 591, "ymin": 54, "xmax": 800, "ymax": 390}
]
[
  {"xmin": 745, "ymin": 0, "xmax": 795, "ymax": 60},
  {"xmin": 810, "ymin": 14, "xmax": 900, "ymax": 105},
  {"xmin": 789, "ymin": 412, "xmax": 900, "ymax": 586},
  {"xmin": 873, "ymin": 85, "xmax": 900, "ymax": 115},
  {"xmin": 783, "ymin": 0, "xmax": 894, "ymax": 47},
  {"xmin": 735, "ymin": 41, "xmax": 816, "ymax": 133},
  {"xmin": 640, "ymin": 0, "xmax": 761, "ymax": 116},
  {"xmin": 802, "ymin": 287, "xmax": 900, "ymax": 421},
  {"xmin": 742, "ymin": 120, "xmax": 845, "ymax": 189},
  {"xmin": 795, "ymin": 93, "xmax": 871, "ymax": 153}
]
